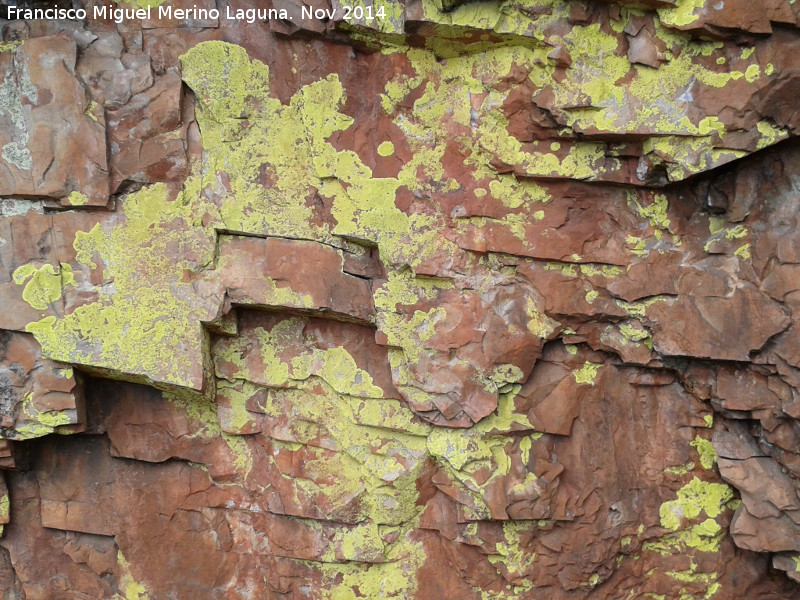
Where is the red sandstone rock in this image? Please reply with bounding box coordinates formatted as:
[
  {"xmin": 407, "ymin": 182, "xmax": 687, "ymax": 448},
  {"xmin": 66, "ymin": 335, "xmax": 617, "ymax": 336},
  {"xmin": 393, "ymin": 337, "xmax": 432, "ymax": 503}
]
[
  {"xmin": 0, "ymin": 2, "xmax": 800, "ymax": 598},
  {"xmin": 0, "ymin": 35, "xmax": 108, "ymax": 205},
  {"xmin": 219, "ymin": 235, "xmax": 376, "ymax": 323}
]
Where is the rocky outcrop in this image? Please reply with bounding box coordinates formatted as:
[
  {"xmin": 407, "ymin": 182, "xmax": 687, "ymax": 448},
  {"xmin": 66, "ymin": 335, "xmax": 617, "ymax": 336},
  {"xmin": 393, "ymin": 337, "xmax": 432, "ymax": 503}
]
[
  {"xmin": 0, "ymin": 35, "xmax": 107, "ymax": 205},
  {"xmin": 2, "ymin": 0, "xmax": 800, "ymax": 598}
]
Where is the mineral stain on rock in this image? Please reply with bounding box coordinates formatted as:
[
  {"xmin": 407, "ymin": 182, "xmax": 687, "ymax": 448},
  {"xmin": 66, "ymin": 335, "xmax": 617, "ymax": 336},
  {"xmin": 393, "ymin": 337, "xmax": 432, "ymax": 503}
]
[{"xmin": 1, "ymin": 1, "xmax": 800, "ymax": 598}]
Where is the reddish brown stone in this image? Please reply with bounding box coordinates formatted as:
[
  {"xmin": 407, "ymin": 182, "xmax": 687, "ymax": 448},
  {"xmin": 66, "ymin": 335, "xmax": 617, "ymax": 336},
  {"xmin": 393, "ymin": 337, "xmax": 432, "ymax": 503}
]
[
  {"xmin": 0, "ymin": 36, "xmax": 108, "ymax": 205},
  {"xmin": 219, "ymin": 235, "xmax": 376, "ymax": 323},
  {"xmin": 2, "ymin": 3, "xmax": 800, "ymax": 598}
]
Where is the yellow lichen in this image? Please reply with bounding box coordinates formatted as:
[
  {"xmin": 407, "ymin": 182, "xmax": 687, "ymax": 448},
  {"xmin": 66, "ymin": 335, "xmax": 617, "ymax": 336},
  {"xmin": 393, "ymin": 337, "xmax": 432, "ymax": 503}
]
[
  {"xmin": 13, "ymin": 263, "xmax": 74, "ymax": 311},
  {"xmin": 377, "ymin": 140, "xmax": 395, "ymax": 156},
  {"xmin": 26, "ymin": 182, "xmax": 219, "ymax": 389},
  {"xmin": 573, "ymin": 361, "xmax": 602, "ymax": 385},
  {"xmin": 67, "ymin": 190, "xmax": 90, "ymax": 205},
  {"xmin": 652, "ymin": 477, "xmax": 734, "ymax": 553},
  {"xmin": 113, "ymin": 550, "xmax": 150, "ymax": 600},
  {"xmin": 525, "ymin": 296, "xmax": 559, "ymax": 339}
]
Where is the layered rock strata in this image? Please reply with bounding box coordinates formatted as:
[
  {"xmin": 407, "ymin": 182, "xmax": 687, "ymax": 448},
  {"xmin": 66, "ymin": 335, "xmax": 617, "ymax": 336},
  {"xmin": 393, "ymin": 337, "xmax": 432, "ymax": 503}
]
[{"xmin": 1, "ymin": 0, "xmax": 800, "ymax": 598}]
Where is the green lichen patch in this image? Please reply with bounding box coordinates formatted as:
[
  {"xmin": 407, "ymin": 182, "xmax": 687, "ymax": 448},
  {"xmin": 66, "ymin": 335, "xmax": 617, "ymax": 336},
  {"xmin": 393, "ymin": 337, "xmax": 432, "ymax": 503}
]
[
  {"xmin": 619, "ymin": 323, "xmax": 651, "ymax": 344},
  {"xmin": 652, "ymin": 477, "xmax": 734, "ymax": 553},
  {"xmin": 638, "ymin": 476, "xmax": 734, "ymax": 598},
  {"xmin": 704, "ymin": 219, "xmax": 749, "ymax": 253},
  {"xmin": 525, "ymin": 296, "xmax": 559, "ymax": 339},
  {"xmin": 404, "ymin": 0, "xmax": 778, "ymax": 182},
  {"xmin": 315, "ymin": 524, "xmax": 425, "ymax": 600},
  {"xmin": 66, "ymin": 190, "xmax": 90, "ymax": 205},
  {"xmin": 490, "ymin": 521, "xmax": 537, "ymax": 576},
  {"xmin": 26, "ymin": 182, "xmax": 220, "ymax": 389},
  {"xmin": 0, "ymin": 491, "xmax": 9, "ymax": 521},
  {"xmin": 616, "ymin": 296, "xmax": 669, "ymax": 319},
  {"xmin": 657, "ymin": 0, "xmax": 703, "ymax": 27},
  {"xmin": 664, "ymin": 560, "xmax": 721, "ymax": 600},
  {"xmin": 756, "ymin": 120, "xmax": 788, "ymax": 150},
  {"xmin": 181, "ymin": 42, "xmax": 330, "ymax": 245},
  {"xmin": 734, "ymin": 244, "xmax": 751, "ymax": 260},
  {"xmin": 373, "ymin": 271, "xmax": 451, "ymax": 361},
  {"xmin": 632, "ymin": 193, "xmax": 671, "ymax": 233},
  {"xmin": 377, "ymin": 140, "xmax": 395, "ymax": 156},
  {"xmin": 214, "ymin": 320, "xmax": 432, "ymax": 525},
  {"xmin": 113, "ymin": 550, "xmax": 151, "ymax": 600},
  {"xmin": 690, "ymin": 436, "xmax": 717, "ymax": 470},
  {"xmin": 573, "ymin": 361, "xmax": 602, "ymax": 385},
  {"xmin": 13, "ymin": 262, "xmax": 74, "ymax": 311},
  {"xmin": 0, "ymin": 41, "xmax": 21, "ymax": 53},
  {"xmin": 11, "ymin": 391, "xmax": 74, "ymax": 441},
  {"xmin": 182, "ymin": 41, "xmax": 451, "ymax": 269},
  {"xmin": 214, "ymin": 318, "xmax": 386, "ymax": 399}
]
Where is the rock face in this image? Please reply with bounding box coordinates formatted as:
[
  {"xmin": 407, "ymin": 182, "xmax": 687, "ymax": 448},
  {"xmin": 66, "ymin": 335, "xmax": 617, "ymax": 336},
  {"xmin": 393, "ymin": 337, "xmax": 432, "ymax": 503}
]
[
  {"xmin": 2, "ymin": 0, "xmax": 800, "ymax": 598},
  {"xmin": 0, "ymin": 35, "xmax": 107, "ymax": 205}
]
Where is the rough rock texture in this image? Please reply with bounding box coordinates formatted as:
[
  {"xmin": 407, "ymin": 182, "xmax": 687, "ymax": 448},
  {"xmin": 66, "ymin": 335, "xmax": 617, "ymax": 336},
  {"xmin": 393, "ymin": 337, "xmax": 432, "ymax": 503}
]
[{"xmin": 2, "ymin": 0, "xmax": 800, "ymax": 598}]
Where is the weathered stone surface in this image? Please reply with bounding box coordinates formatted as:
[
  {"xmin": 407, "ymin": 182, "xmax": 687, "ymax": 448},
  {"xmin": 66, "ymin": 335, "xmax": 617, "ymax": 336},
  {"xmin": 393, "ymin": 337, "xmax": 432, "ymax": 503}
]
[
  {"xmin": 106, "ymin": 69, "xmax": 188, "ymax": 192},
  {"xmin": 0, "ymin": 35, "xmax": 108, "ymax": 205},
  {"xmin": 0, "ymin": 330, "xmax": 83, "ymax": 441},
  {"xmin": 2, "ymin": 1, "xmax": 800, "ymax": 598},
  {"xmin": 647, "ymin": 287, "xmax": 790, "ymax": 361},
  {"xmin": 219, "ymin": 234, "xmax": 376, "ymax": 322}
]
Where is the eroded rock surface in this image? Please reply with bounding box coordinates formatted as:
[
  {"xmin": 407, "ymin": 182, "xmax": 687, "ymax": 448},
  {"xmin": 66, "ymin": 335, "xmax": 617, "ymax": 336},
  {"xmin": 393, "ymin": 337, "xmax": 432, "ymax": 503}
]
[{"xmin": 1, "ymin": 0, "xmax": 800, "ymax": 598}]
